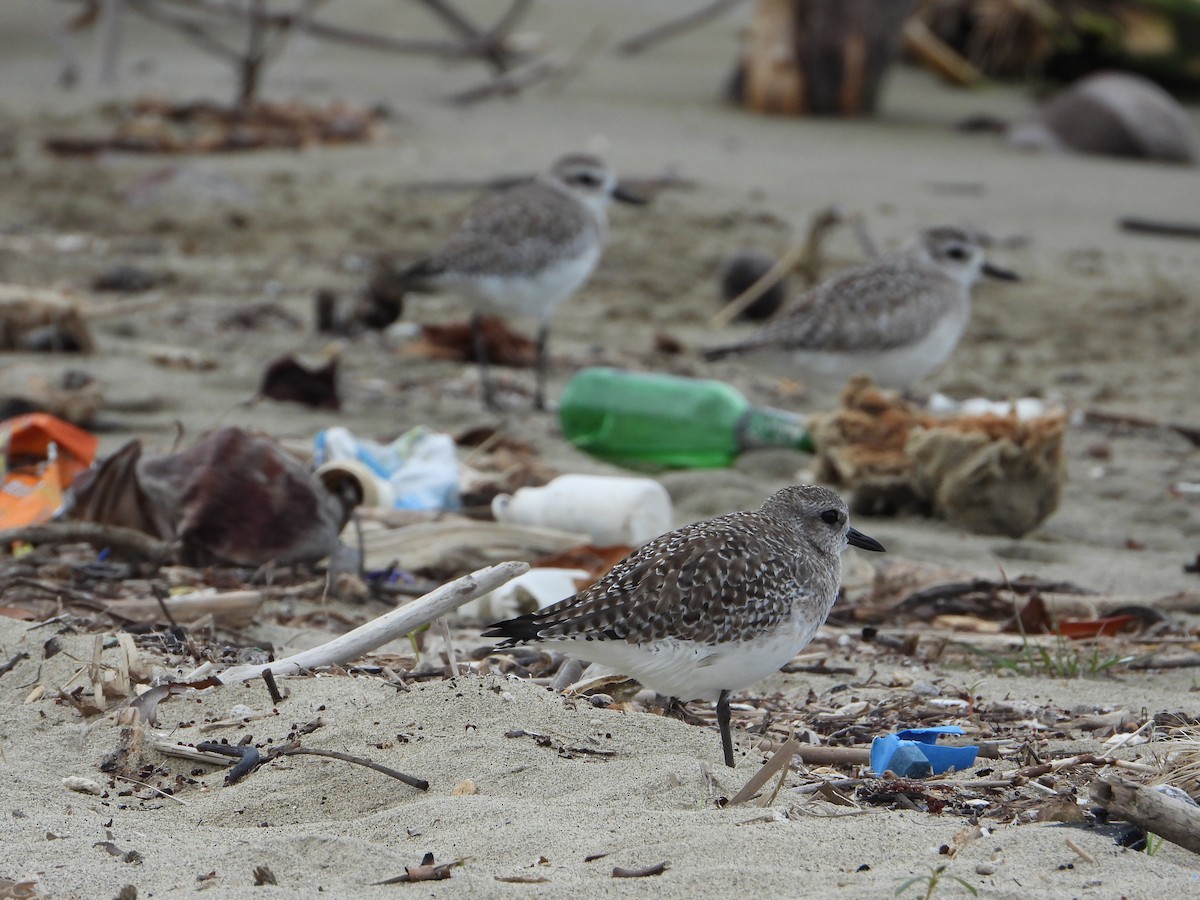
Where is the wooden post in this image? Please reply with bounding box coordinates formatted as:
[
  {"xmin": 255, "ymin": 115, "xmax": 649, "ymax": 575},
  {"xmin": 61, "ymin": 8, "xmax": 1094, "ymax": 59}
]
[{"xmin": 737, "ymin": 0, "xmax": 914, "ymax": 115}]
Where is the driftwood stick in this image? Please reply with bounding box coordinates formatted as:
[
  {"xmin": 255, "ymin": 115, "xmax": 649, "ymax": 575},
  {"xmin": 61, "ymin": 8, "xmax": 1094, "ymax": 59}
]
[
  {"xmin": 1092, "ymin": 776, "xmax": 1200, "ymax": 855},
  {"xmin": 709, "ymin": 205, "xmax": 844, "ymax": 328},
  {"xmin": 149, "ymin": 735, "xmax": 238, "ymax": 766},
  {"xmin": 202, "ymin": 560, "xmax": 528, "ymax": 683},
  {"xmin": 272, "ymin": 745, "xmax": 428, "ymax": 791},
  {"xmin": 615, "ymin": 0, "xmax": 747, "ymax": 56},
  {"xmin": 1118, "ymin": 217, "xmax": 1200, "ymax": 240},
  {"xmin": 105, "ymin": 590, "xmax": 263, "ymax": 627},
  {"xmin": 902, "ymin": 18, "xmax": 985, "ymax": 87},
  {"xmin": 0, "ymin": 522, "xmax": 172, "ymax": 562}
]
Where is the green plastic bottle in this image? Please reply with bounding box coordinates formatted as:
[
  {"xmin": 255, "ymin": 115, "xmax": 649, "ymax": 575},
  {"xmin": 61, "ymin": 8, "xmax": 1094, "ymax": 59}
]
[{"xmin": 558, "ymin": 368, "xmax": 813, "ymax": 468}]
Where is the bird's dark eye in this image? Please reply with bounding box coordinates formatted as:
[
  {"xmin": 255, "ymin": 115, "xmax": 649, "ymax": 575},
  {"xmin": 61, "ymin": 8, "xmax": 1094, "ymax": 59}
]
[
  {"xmin": 820, "ymin": 509, "xmax": 842, "ymax": 526},
  {"xmin": 571, "ymin": 171, "xmax": 602, "ymax": 187},
  {"xmin": 946, "ymin": 245, "xmax": 970, "ymax": 262}
]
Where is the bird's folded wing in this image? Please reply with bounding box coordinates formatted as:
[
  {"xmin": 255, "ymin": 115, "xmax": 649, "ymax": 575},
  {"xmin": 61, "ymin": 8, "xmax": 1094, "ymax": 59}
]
[{"xmin": 740, "ymin": 265, "xmax": 956, "ymax": 353}]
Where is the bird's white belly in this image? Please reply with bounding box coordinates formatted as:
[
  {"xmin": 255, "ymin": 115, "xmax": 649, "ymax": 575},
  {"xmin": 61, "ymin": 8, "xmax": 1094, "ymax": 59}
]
[
  {"xmin": 461, "ymin": 246, "xmax": 600, "ymax": 321},
  {"xmin": 790, "ymin": 307, "xmax": 971, "ymax": 389},
  {"xmin": 550, "ymin": 613, "xmax": 822, "ymax": 703}
]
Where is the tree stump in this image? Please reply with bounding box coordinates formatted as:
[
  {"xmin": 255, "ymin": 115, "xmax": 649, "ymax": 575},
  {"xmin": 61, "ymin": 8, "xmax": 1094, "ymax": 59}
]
[{"xmin": 736, "ymin": 0, "xmax": 915, "ymax": 115}]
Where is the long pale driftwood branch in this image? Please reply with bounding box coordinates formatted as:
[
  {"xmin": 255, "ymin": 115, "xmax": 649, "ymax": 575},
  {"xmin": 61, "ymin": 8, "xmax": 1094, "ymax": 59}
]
[
  {"xmin": 204, "ymin": 560, "xmax": 528, "ymax": 684},
  {"xmin": 1092, "ymin": 776, "xmax": 1200, "ymax": 855}
]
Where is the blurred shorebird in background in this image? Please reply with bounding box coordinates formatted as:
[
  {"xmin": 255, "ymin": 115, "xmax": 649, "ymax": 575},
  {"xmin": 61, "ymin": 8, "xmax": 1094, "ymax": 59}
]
[
  {"xmin": 703, "ymin": 225, "xmax": 1018, "ymax": 390},
  {"xmin": 395, "ymin": 153, "xmax": 644, "ymax": 410}
]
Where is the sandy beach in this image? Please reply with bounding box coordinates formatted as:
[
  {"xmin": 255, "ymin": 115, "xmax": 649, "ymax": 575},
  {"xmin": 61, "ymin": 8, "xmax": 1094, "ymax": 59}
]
[{"xmin": 1, "ymin": 2, "xmax": 1199, "ymax": 897}]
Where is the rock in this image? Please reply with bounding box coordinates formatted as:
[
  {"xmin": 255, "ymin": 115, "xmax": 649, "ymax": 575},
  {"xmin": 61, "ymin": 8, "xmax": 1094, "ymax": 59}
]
[{"xmin": 1008, "ymin": 71, "xmax": 1197, "ymax": 165}]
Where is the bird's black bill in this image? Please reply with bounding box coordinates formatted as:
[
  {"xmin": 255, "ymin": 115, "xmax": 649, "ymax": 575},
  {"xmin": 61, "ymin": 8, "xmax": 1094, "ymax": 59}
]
[
  {"xmin": 612, "ymin": 184, "xmax": 648, "ymax": 205},
  {"xmin": 982, "ymin": 261, "xmax": 1019, "ymax": 281},
  {"xmin": 847, "ymin": 527, "xmax": 885, "ymax": 552}
]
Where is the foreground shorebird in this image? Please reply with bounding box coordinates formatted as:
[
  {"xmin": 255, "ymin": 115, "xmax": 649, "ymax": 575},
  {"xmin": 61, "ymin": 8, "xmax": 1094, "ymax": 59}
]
[
  {"xmin": 396, "ymin": 153, "xmax": 643, "ymax": 411},
  {"xmin": 484, "ymin": 485, "xmax": 885, "ymax": 767},
  {"xmin": 703, "ymin": 226, "xmax": 1018, "ymax": 389}
]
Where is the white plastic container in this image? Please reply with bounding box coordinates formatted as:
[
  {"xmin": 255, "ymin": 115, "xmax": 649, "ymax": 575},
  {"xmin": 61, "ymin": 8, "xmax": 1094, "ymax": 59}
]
[
  {"xmin": 458, "ymin": 567, "xmax": 590, "ymax": 620},
  {"xmin": 491, "ymin": 474, "xmax": 672, "ymax": 547}
]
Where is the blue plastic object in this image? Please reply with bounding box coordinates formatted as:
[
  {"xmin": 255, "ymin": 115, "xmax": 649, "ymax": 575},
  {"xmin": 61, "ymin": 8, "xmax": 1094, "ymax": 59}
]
[
  {"xmin": 869, "ymin": 726, "xmax": 978, "ymax": 778},
  {"xmin": 314, "ymin": 426, "xmax": 460, "ymax": 511}
]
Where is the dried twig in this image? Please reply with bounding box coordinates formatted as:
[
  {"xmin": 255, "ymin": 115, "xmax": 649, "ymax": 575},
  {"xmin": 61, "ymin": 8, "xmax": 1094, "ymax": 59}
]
[
  {"xmin": 612, "ymin": 862, "xmax": 669, "ymax": 878},
  {"xmin": 261, "ymin": 668, "xmax": 284, "ymax": 705},
  {"xmin": 1065, "ymin": 837, "xmax": 1095, "ymax": 864},
  {"xmin": 419, "ymin": 0, "xmax": 532, "ymax": 72},
  {"xmin": 902, "ymin": 18, "xmax": 986, "ymax": 87},
  {"xmin": 0, "ymin": 522, "xmax": 172, "ymax": 562},
  {"xmin": 374, "ymin": 852, "xmax": 463, "ymax": 884},
  {"xmin": 615, "ymin": 0, "xmax": 747, "ymax": 56},
  {"xmin": 730, "ymin": 738, "xmax": 799, "ymax": 806},
  {"xmin": 1118, "ymin": 217, "xmax": 1200, "ymax": 240},
  {"xmin": 271, "ymin": 745, "xmax": 428, "ymax": 791},
  {"xmin": 436, "ymin": 616, "xmax": 460, "ymax": 676},
  {"xmin": 138, "ymin": 0, "xmax": 533, "ymax": 67},
  {"xmin": 448, "ymin": 27, "xmax": 605, "ymax": 105},
  {"xmin": 0, "ymin": 652, "xmax": 30, "ymax": 678},
  {"xmin": 709, "ymin": 206, "xmax": 846, "ymax": 328},
  {"xmin": 111, "ymin": 773, "xmax": 189, "ymax": 805}
]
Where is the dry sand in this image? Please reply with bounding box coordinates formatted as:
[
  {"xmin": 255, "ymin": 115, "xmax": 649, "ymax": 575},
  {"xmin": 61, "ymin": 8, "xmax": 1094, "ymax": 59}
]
[{"xmin": 1, "ymin": 1, "xmax": 1199, "ymax": 897}]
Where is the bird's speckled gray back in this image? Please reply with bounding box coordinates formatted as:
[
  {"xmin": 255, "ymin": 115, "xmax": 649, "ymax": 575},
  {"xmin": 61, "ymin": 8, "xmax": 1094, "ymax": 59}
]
[
  {"xmin": 510, "ymin": 485, "xmax": 852, "ymax": 646},
  {"xmin": 417, "ymin": 156, "xmax": 611, "ymax": 279}
]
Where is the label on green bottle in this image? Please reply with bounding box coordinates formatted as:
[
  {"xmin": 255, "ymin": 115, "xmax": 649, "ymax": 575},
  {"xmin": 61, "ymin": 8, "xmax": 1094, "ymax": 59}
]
[{"xmin": 736, "ymin": 406, "xmax": 814, "ymax": 454}]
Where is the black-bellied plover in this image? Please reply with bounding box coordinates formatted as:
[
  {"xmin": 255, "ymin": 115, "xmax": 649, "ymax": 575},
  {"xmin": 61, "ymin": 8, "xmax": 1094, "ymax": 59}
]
[
  {"xmin": 397, "ymin": 153, "xmax": 643, "ymax": 410},
  {"xmin": 483, "ymin": 485, "xmax": 885, "ymax": 768},
  {"xmin": 703, "ymin": 226, "xmax": 1018, "ymax": 389}
]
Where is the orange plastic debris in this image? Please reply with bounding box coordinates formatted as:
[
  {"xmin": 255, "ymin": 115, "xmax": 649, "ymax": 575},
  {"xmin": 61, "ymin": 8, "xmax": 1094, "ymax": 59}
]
[
  {"xmin": 1058, "ymin": 615, "xmax": 1140, "ymax": 639},
  {"xmin": 0, "ymin": 413, "xmax": 99, "ymax": 528}
]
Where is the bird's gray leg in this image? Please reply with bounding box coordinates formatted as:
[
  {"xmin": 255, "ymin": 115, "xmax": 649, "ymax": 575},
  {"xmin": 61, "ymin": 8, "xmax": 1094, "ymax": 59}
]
[
  {"xmin": 717, "ymin": 689, "xmax": 735, "ymax": 768},
  {"xmin": 533, "ymin": 319, "xmax": 550, "ymax": 412},
  {"xmin": 471, "ymin": 312, "xmax": 498, "ymax": 410}
]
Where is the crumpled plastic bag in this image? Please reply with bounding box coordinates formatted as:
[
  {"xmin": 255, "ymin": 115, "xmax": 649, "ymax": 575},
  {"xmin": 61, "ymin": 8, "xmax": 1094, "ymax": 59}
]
[
  {"xmin": 0, "ymin": 413, "xmax": 98, "ymax": 527},
  {"xmin": 313, "ymin": 425, "xmax": 460, "ymax": 512},
  {"xmin": 65, "ymin": 427, "xmax": 355, "ymax": 567}
]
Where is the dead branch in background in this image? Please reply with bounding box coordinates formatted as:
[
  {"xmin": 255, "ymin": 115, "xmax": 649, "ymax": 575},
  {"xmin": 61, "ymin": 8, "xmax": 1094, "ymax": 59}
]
[
  {"xmin": 615, "ymin": 0, "xmax": 748, "ymax": 56},
  {"xmin": 60, "ymin": 0, "xmax": 541, "ymax": 110},
  {"xmin": 448, "ymin": 25, "xmax": 605, "ymax": 106}
]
